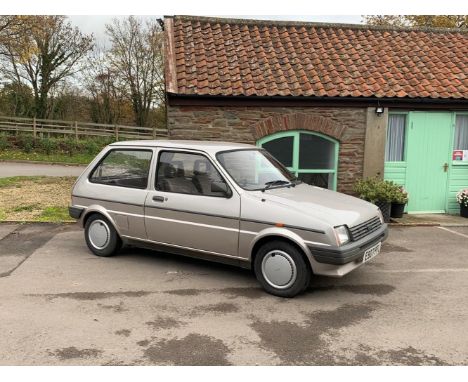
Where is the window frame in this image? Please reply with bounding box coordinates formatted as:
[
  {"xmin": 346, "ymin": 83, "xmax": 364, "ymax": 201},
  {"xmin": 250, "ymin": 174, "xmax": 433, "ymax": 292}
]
[
  {"xmin": 88, "ymin": 148, "xmax": 153, "ymax": 190},
  {"xmin": 385, "ymin": 112, "xmax": 409, "ymax": 163},
  {"xmin": 453, "ymin": 112, "xmax": 468, "ymax": 163},
  {"xmin": 256, "ymin": 131, "xmax": 339, "ymax": 191},
  {"xmin": 154, "ymin": 149, "xmax": 233, "ymax": 198}
]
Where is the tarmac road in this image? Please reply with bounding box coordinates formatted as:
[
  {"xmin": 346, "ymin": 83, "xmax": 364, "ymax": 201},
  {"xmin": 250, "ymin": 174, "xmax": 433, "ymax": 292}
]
[
  {"xmin": 0, "ymin": 162, "xmax": 85, "ymax": 178},
  {"xmin": 0, "ymin": 223, "xmax": 467, "ymax": 365}
]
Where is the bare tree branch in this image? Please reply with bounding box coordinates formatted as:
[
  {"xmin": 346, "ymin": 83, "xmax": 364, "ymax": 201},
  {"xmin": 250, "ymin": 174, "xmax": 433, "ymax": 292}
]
[
  {"xmin": 105, "ymin": 16, "xmax": 165, "ymax": 127},
  {"xmin": 0, "ymin": 15, "xmax": 94, "ymax": 118}
]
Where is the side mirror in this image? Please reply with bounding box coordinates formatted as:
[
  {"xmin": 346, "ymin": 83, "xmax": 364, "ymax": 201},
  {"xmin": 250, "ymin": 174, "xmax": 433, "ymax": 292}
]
[{"xmin": 211, "ymin": 181, "xmax": 231, "ymax": 197}]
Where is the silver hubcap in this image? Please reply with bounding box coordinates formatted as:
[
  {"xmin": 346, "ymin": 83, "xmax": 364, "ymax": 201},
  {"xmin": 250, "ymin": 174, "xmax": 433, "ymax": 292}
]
[
  {"xmin": 261, "ymin": 250, "xmax": 297, "ymax": 289},
  {"xmin": 88, "ymin": 220, "xmax": 110, "ymax": 250}
]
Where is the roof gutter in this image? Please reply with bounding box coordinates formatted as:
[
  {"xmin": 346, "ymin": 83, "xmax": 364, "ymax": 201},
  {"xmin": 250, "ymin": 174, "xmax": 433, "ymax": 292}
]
[{"xmin": 167, "ymin": 93, "xmax": 468, "ymax": 109}]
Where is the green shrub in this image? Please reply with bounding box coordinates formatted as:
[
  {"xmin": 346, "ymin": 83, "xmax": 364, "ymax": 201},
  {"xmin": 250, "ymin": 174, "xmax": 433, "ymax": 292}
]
[
  {"xmin": 391, "ymin": 185, "xmax": 409, "ymax": 204},
  {"xmin": 354, "ymin": 177, "xmax": 409, "ymax": 204},
  {"xmin": 83, "ymin": 140, "xmax": 99, "ymax": 155},
  {"xmin": 62, "ymin": 137, "xmax": 80, "ymax": 156},
  {"xmin": 39, "ymin": 138, "xmax": 58, "ymax": 155},
  {"xmin": 353, "ymin": 176, "xmax": 395, "ymax": 203},
  {"xmin": 0, "ymin": 133, "xmax": 11, "ymax": 150},
  {"xmin": 17, "ymin": 134, "xmax": 35, "ymax": 153},
  {"xmin": 1, "ymin": 133, "xmax": 111, "ymax": 160}
]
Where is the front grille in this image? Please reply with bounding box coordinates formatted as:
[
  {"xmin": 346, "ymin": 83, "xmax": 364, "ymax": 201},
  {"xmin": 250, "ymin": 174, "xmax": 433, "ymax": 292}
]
[{"xmin": 349, "ymin": 216, "xmax": 382, "ymax": 242}]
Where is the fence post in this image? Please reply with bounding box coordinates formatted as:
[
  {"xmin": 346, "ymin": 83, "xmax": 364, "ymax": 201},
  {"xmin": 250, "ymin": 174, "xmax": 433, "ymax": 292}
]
[
  {"xmin": 152, "ymin": 126, "xmax": 156, "ymax": 139},
  {"xmin": 114, "ymin": 125, "xmax": 119, "ymax": 141},
  {"xmin": 74, "ymin": 121, "xmax": 78, "ymax": 142},
  {"xmin": 33, "ymin": 117, "xmax": 37, "ymax": 138}
]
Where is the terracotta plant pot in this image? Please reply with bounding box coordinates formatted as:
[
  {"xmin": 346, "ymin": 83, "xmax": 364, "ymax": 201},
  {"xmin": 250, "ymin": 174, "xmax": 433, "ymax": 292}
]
[
  {"xmin": 461, "ymin": 204, "xmax": 468, "ymax": 218},
  {"xmin": 374, "ymin": 200, "xmax": 391, "ymax": 223},
  {"xmin": 391, "ymin": 202, "xmax": 406, "ymax": 218}
]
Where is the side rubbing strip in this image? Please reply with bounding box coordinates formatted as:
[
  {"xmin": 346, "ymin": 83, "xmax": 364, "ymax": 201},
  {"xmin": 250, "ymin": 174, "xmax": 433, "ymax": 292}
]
[
  {"xmin": 72, "ymin": 195, "xmax": 143, "ymax": 208},
  {"xmin": 240, "ymin": 217, "xmax": 325, "ymax": 234}
]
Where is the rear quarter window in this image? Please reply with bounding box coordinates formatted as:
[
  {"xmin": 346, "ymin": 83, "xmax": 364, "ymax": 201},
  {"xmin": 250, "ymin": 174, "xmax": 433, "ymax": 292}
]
[{"xmin": 89, "ymin": 149, "xmax": 153, "ymax": 189}]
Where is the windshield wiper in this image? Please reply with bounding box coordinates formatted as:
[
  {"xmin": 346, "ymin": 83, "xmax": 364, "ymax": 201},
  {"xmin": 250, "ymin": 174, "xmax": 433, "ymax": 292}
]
[{"xmin": 261, "ymin": 180, "xmax": 293, "ymax": 192}]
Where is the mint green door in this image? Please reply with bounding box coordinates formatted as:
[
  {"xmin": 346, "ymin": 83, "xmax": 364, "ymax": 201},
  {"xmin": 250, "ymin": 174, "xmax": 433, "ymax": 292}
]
[{"xmin": 405, "ymin": 112, "xmax": 452, "ymax": 213}]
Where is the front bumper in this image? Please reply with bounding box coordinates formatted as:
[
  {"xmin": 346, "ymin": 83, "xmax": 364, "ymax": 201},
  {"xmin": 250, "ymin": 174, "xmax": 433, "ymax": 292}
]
[
  {"xmin": 308, "ymin": 224, "xmax": 388, "ymax": 265},
  {"xmin": 68, "ymin": 206, "xmax": 84, "ymax": 220}
]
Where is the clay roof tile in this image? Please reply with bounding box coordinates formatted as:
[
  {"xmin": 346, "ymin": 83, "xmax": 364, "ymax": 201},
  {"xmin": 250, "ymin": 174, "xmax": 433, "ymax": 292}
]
[{"xmin": 168, "ymin": 16, "xmax": 468, "ymax": 99}]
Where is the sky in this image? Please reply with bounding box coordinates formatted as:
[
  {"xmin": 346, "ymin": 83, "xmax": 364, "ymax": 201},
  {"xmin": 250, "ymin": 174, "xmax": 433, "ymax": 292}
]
[{"xmin": 68, "ymin": 15, "xmax": 364, "ymax": 46}]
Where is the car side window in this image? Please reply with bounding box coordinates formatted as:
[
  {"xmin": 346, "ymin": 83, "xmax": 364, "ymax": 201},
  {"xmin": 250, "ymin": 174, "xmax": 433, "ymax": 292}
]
[
  {"xmin": 90, "ymin": 149, "xmax": 152, "ymax": 189},
  {"xmin": 155, "ymin": 151, "xmax": 231, "ymax": 197}
]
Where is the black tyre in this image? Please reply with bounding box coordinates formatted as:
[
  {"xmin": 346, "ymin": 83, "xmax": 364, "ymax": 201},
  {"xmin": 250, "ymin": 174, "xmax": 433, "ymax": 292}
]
[
  {"xmin": 84, "ymin": 214, "xmax": 122, "ymax": 257},
  {"xmin": 254, "ymin": 240, "xmax": 311, "ymax": 298}
]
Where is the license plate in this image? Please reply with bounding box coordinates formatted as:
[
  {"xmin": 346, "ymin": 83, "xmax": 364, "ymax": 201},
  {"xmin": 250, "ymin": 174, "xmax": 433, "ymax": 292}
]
[{"xmin": 363, "ymin": 242, "xmax": 381, "ymax": 263}]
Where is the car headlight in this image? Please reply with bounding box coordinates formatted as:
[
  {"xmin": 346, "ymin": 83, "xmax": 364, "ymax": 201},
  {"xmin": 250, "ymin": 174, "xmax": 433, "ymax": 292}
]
[
  {"xmin": 334, "ymin": 225, "xmax": 350, "ymax": 246},
  {"xmin": 377, "ymin": 209, "xmax": 384, "ymax": 224}
]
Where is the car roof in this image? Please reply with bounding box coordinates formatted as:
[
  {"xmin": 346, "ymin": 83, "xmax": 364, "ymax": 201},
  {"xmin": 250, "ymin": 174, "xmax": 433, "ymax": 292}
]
[{"xmin": 109, "ymin": 140, "xmax": 257, "ymax": 154}]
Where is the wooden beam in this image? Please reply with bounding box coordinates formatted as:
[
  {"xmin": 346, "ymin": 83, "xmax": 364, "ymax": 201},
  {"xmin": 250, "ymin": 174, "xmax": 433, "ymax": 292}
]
[{"xmin": 164, "ymin": 17, "xmax": 178, "ymax": 94}]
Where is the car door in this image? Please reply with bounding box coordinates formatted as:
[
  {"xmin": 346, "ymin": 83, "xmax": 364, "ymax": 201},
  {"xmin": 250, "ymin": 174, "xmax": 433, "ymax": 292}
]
[
  {"xmin": 85, "ymin": 148, "xmax": 153, "ymax": 239},
  {"xmin": 144, "ymin": 149, "xmax": 241, "ymax": 258}
]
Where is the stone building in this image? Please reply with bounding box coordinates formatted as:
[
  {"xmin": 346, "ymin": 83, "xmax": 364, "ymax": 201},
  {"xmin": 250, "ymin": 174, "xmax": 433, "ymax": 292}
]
[{"xmin": 163, "ymin": 16, "xmax": 468, "ymax": 214}]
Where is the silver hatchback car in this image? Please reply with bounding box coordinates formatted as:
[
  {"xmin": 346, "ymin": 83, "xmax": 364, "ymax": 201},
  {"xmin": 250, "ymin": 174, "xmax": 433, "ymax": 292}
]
[{"xmin": 69, "ymin": 140, "xmax": 388, "ymax": 297}]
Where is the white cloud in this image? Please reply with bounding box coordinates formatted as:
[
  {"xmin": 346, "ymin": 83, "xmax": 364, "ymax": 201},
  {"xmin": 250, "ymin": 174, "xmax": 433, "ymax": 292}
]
[
  {"xmin": 69, "ymin": 15, "xmax": 363, "ymax": 46},
  {"xmin": 68, "ymin": 15, "xmax": 160, "ymax": 47}
]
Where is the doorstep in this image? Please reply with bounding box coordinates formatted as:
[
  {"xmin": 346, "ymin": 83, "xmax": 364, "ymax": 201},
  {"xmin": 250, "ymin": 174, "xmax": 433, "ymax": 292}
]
[{"xmin": 389, "ymin": 213, "xmax": 468, "ymax": 227}]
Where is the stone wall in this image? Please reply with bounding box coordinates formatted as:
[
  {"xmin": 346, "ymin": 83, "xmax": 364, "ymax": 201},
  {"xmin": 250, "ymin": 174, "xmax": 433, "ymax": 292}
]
[{"xmin": 167, "ymin": 105, "xmax": 367, "ymax": 194}]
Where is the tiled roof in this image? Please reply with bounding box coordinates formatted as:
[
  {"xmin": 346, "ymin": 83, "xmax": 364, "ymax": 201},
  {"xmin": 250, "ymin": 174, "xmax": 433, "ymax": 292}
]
[{"xmin": 164, "ymin": 16, "xmax": 468, "ymax": 100}]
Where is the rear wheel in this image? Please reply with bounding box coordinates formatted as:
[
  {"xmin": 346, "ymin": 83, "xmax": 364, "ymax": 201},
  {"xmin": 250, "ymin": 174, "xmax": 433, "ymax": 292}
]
[
  {"xmin": 254, "ymin": 240, "xmax": 311, "ymax": 298},
  {"xmin": 84, "ymin": 214, "xmax": 121, "ymax": 257}
]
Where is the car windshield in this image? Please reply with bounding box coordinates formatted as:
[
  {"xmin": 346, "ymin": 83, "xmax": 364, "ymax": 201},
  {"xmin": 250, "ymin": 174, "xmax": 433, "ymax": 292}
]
[{"xmin": 216, "ymin": 149, "xmax": 297, "ymax": 191}]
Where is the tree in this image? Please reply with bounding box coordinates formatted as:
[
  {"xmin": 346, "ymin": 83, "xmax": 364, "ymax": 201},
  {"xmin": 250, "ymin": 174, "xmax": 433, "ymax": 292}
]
[
  {"xmin": 363, "ymin": 15, "xmax": 468, "ymax": 29},
  {"xmin": 0, "ymin": 16, "xmax": 29, "ymax": 44},
  {"xmin": 49, "ymin": 82, "xmax": 90, "ymax": 121},
  {"xmin": 0, "ymin": 16, "xmax": 94, "ymax": 119},
  {"xmin": 405, "ymin": 16, "xmax": 468, "ymax": 28},
  {"xmin": 362, "ymin": 15, "xmax": 408, "ymax": 27},
  {"xmin": 0, "ymin": 16, "xmax": 17, "ymax": 42},
  {"xmin": 105, "ymin": 16, "xmax": 165, "ymax": 127},
  {"xmin": 0, "ymin": 82, "xmax": 34, "ymax": 117},
  {"xmin": 81, "ymin": 47, "xmax": 128, "ymax": 125}
]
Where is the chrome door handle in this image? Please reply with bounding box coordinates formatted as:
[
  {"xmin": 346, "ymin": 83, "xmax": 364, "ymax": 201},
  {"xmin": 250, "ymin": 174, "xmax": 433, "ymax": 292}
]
[{"xmin": 152, "ymin": 195, "xmax": 165, "ymax": 202}]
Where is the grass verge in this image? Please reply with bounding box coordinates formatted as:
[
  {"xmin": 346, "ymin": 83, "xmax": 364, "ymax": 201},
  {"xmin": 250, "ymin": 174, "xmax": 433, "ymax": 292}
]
[
  {"xmin": 0, "ymin": 176, "xmax": 76, "ymax": 222},
  {"xmin": 0, "ymin": 149, "xmax": 94, "ymax": 165}
]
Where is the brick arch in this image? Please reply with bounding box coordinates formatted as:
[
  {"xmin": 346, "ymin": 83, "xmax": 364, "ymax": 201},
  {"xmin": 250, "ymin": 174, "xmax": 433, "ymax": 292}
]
[{"xmin": 252, "ymin": 113, "xmax": 345, "ymax": 141}]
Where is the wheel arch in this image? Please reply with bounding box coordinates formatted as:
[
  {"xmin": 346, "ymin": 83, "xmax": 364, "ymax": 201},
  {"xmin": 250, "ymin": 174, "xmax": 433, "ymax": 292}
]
[
  {"xmin": 81, "ymin": 206, "xmax": 121, "ymax": 236},
  {"xmin": 250, "ymin": 229, "xmax": 314, "ymax": 273}
]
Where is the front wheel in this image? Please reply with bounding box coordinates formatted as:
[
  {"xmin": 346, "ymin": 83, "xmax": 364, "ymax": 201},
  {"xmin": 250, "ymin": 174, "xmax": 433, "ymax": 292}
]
[
  {"xmin": 254, "ymin": 240, "xmax": 311, "ymax": 298},
  {"xmin": 84, "ymin": 214, "xmax": 122, "ymax": 257}
]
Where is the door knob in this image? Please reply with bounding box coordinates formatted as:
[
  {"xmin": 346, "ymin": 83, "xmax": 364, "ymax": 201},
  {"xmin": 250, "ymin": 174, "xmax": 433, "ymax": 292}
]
[
  {"xmin": 443, "ymin": 163, "xmax": 448, "ymax": 172},
  {"xmin": 152, "ymin": 195, "xmax": 165, "ymax": 202}
]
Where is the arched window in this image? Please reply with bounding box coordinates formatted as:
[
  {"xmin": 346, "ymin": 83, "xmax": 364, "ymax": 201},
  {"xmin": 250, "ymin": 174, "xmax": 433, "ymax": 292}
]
[{"xmin": 257, "ymin": 131, "xmax": 339, "ymax": 190}]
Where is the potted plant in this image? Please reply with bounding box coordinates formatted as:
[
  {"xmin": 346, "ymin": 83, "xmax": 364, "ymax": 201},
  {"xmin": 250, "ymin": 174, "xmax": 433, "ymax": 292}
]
[
  {"xmin": 456, "ymin": 189, "xmax": 468, "ymax": 218},
  {"xmin": 353, "ymin": 176, "xmax": 394, "ymax": 223},
  {"xmin": 390, "ymin": 185, "xmax": 408, "ymax": 218}
]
